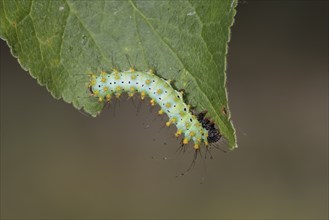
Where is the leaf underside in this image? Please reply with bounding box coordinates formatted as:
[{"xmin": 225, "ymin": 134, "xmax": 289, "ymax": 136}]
[{"xmin": 0, "ymin": 0, "xmax": 237, "ymax": 149}]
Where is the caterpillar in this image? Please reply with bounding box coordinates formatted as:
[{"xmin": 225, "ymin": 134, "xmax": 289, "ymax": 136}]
[{"xmin": 88, "ymin": 68, "xmax": 222, "ymax": 150}]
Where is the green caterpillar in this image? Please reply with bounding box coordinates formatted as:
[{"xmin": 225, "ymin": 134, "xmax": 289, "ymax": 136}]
[{"xmin": 88, "ymin": 68, "xmax": 221, "ymax": 149}]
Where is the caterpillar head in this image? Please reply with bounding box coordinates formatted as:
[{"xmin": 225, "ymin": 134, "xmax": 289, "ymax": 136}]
[{"xmin": 197, "ymin": 110, "xmax": 222, "ymax": 144}]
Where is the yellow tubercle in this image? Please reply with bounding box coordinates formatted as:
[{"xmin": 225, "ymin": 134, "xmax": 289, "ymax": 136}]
[
  {"xmin": 98, "ymin": 97, "xmax": 103, "ymax": 102},
  {"xmin": 106, "ymin": 94, "xmax": 111, "ymax": 102},
  {"xmin": 183, "ymin": 138, "xmax": 189, "ymax": 145},
  {"xmin": 101, "ymin": 71, "xmax": 106, "ymax": 76},
  {"xmin": 145, "ymin": 79, "xmax": 151, "ymax": 85},
  {"xmin": 150, "ymin": 99, "xmax": 155, "ymax": 106},
  {"xmin": 115, "ymin": 93, "xmax": 121, "ymax": 98},
  {"xmin": 166, "ymin": 118, "xmax": 176, "ymax": 127},
  {"xmin": 113, "ymin": 68, "xmax": 119, "ymax": 74},
  {"xmin": 89, "ymin": 79, "xmax": 96, "ymax": 86},
  {"xmin": 185, "ymin": 122, "xmax": 190, "ymax": 129},
  {"xmin": 131, "ymin": 75, "xmax": 136, "ymax": 80},
  {"xmin": 194, "ymin": 143, "xmax": 200, "ymax": 149},
  {"xmin": 165, "ymin": 102, "xmax": 171, "ymax": 108},
  {"xmin": 103, "ymin": 86, "xmax": 108, "ymax": 92},
  {"xmin": 141, "ymin": 91, "xmax": 146, "ymax": 100},
  {"xmin": 116, "ymin": 86, "xmax": 122, "ymax": 92},
  {"xmin": 129, "ymin": 67, "xmax": 135, "ymax": 72},
  {"xmin": 158, "ymin": 109, "xmax": 164, "ymax": 115},
  {"xmin": 91, "ymin": 74, "xmax": 97, "ymax": 79},
  {"xmin": 101, "ymin": 77, "xmax": 107, "ymax": 82},
  {"xmin": 175, "ymin": 130, "xmax": 182, "ymax": 137},
  {"xmin": 205, "ymin": 141, "xmax": 209, "ymax": 146},
  {"xmin": 128, "ymin": 93, "xmax": 134, "ymax": 97},
  {"xmin": 115, "ymin": 74, "xmax": 120, "ymax": 80},
  {"xmin": 149, "ymin": 69, "xmax": 155, "ymax": 75},
  {"xmin": 156, "ymin": 89, "xmax": 162, "ymax": 94},
  {"xmin": 189, "ymin": 131, "xmax": 195, "ymax": 137},
  {"xmin": 129, "ymin": 87, "xmax": 135, "ymax": 93},
  {"xmin": 94, "ymin": 90, "xmax": 99, "ymax": 96}
]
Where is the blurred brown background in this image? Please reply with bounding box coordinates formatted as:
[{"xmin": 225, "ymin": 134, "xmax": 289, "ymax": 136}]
[{"xmin": 1, "ymin": 1, "xmax": 328, "ymax": 219}]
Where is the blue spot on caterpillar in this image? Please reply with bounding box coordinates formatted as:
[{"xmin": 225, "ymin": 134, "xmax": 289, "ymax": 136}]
[{"xmin": 88, "ymin": 68, "xmax": 221, "ymax": 149}]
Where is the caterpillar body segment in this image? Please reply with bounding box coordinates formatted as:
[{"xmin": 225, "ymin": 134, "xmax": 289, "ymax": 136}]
[{"xmin": 89, "ymin": 69, "xmax": 221, "ymax": 149}]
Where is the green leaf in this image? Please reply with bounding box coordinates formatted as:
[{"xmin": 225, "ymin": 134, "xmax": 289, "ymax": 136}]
[{"xmin": 0, "ymin": 0, "xmax": 237, "ymax": 149}]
